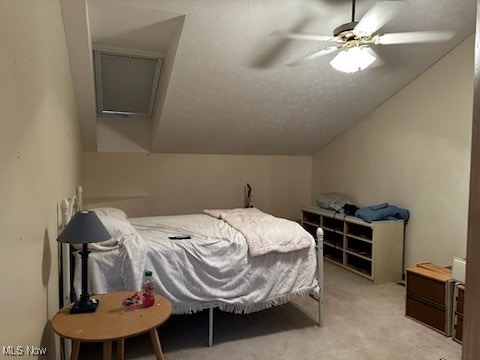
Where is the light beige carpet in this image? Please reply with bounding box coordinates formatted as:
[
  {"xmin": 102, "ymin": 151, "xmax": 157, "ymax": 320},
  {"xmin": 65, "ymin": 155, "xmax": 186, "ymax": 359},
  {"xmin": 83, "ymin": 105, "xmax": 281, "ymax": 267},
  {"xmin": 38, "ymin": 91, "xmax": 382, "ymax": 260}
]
[{"xmin": 79, "ymin": 261, "xmax": 461, "ymax": 359}]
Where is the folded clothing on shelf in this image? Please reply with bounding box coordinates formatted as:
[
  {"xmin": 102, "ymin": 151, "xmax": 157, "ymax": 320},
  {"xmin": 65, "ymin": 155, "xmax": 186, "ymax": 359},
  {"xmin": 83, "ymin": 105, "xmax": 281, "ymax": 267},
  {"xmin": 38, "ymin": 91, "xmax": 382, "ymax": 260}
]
[{"xmin": 355, "ymin": 203, "xmax": 409, "ymax": 223}]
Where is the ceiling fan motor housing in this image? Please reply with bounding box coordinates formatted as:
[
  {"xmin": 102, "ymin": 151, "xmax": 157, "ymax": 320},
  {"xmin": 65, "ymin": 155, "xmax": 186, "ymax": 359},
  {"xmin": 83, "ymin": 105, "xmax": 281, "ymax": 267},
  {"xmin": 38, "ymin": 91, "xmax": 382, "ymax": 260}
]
[{"xmin": 333, "ymin": 21, "xmax": 358, "ymax": 37}]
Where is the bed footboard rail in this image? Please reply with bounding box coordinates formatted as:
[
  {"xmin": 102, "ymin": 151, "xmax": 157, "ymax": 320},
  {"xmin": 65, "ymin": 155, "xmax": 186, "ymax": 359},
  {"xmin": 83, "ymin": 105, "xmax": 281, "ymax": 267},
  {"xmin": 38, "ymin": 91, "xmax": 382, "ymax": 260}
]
[{"xmin": 208, "ymin": 228, "xmax": 324, "ymax": 348}]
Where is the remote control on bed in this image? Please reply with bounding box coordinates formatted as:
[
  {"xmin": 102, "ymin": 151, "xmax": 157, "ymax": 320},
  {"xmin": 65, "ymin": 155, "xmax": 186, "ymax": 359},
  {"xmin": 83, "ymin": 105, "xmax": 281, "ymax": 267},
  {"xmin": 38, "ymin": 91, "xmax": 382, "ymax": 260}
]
[{"xmin": 168, "ymin": 235, "xmax": 191, "ymax": 240}]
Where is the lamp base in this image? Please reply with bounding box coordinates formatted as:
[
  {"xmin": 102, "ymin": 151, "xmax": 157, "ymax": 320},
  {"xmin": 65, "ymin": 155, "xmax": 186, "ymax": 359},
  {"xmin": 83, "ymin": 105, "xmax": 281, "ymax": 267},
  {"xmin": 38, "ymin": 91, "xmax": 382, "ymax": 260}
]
[{"xmin": 70, "ymin": 298, "xmax": 99, "ymax": 314}]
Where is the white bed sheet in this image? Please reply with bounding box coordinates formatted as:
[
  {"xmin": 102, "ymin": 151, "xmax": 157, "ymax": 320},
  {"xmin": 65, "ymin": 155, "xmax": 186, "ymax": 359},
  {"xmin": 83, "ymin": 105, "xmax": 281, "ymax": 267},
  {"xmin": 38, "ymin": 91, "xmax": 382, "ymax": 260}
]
[{"xmin": 75, "ymin": 213, "xmax": 318, "ymax": 314}]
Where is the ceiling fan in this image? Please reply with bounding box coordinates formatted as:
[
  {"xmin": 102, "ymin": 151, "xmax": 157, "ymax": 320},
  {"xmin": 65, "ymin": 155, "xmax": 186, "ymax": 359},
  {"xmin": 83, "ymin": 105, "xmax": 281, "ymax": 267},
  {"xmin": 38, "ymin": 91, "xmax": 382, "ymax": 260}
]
[{"xmin": 272, "ymin": 0, "xmax": 454, "ymax": 73}]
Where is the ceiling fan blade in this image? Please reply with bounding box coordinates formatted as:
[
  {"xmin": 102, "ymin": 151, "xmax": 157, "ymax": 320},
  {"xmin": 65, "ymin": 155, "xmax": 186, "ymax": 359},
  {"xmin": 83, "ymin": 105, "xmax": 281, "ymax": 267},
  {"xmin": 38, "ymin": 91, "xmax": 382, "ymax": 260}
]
[
  {"xmin": 364, "ymin": 47, "xmax": 384, "ymax": 68},
  {"xmin": 286, "ymin": 46, "xmax": 340, "ymax": 66},
  {"xmin": 271, "ymin": 30, "xmax": 332, "ymax": 42},
  {"xmin": 376, "ymin": 31, "xmax": 454, "ymax": 45},
  {"xmin": 355, "ymin": 1, "xmax": 406, "ymax": 35}
]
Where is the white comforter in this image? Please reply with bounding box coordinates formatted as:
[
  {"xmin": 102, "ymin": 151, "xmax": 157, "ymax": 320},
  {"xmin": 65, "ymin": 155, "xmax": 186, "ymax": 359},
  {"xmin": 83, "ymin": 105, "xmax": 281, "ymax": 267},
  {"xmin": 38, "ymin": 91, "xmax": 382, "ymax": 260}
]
[
  {"xmin": 75, "ymin": 212, "xmax": 318, "ymax": 314},
  {"xmin": 203, "ymin": 208, "xmax": 313, "ymax": 256}
]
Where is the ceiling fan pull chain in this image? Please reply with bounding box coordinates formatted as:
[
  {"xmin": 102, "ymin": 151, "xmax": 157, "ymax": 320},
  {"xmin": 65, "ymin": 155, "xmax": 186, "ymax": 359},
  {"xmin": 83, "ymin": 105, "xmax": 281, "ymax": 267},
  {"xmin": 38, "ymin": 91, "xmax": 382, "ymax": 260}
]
[{"xmin": 351, "ymin": 0, "xmax": 356, "ymax": 22}]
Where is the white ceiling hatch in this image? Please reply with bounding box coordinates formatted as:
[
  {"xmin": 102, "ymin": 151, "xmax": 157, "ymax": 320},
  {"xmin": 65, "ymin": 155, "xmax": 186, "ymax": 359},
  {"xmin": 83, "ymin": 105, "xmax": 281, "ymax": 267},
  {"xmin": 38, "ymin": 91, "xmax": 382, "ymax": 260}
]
[{"xmin": 60, "ymin": 0, "xmax": 476, "ymax": 155}]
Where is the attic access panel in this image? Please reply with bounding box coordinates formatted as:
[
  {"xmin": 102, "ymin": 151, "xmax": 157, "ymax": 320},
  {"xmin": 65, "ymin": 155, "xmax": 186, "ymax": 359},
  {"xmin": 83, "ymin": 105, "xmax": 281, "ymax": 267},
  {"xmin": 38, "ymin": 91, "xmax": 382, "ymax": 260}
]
[{"xmin": 94, "ymin": 50, "xmax": 163, "ymax": 117}]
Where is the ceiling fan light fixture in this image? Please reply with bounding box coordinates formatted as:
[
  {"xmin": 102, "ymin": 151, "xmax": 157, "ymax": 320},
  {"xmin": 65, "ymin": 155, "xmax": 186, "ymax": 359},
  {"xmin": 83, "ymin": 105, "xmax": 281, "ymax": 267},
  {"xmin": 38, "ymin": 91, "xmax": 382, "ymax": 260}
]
[{"xmin": 330, "ymin": 46, "xmax": 376, "ymax": 73}]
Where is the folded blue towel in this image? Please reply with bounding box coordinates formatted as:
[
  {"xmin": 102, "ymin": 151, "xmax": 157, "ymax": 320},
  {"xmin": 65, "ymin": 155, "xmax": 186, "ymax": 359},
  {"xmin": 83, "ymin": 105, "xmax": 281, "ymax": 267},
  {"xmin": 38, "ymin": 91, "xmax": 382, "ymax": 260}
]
[
  {"xmin": 355, "ymin": 204, "xmax": 409, "ymax": 223},
  {"xmin": 369, "ymin": 203, "xmax": 389, "ymax": 211}
]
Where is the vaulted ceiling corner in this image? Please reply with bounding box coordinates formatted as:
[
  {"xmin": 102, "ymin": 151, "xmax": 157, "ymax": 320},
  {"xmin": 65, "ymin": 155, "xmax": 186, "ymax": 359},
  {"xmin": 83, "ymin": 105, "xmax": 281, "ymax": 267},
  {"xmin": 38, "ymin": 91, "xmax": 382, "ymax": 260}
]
[
  {"xmin": 61, "ymin": 0, "xmax": 476, "ymax": 156},
  {"xmin": 61, "ymin": 0, "xmax": 186, "ymax": 153}
]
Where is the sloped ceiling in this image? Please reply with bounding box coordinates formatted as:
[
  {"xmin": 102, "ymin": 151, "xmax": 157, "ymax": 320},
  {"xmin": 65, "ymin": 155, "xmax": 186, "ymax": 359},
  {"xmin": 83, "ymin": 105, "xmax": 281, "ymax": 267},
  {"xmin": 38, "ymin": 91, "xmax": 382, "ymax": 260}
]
[{"xmin": 61, "ymin": 0, "xmax": 476, "ymax": 155}]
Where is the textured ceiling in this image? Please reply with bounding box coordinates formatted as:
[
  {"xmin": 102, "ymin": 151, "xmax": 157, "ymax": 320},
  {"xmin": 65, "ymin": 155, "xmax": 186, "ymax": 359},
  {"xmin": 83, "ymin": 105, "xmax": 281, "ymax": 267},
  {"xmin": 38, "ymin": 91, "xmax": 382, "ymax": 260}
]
[{"xmin": 62, "ymin": 0, "xmax": 476, "ymax": 155}]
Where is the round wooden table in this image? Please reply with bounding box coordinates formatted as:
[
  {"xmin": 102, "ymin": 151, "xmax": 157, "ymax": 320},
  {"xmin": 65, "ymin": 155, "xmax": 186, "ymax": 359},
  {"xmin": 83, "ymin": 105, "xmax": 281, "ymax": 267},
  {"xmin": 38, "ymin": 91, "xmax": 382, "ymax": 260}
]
[{"xmin": 52, "ymin": 291, "xmax": 172, "ymax": 360}]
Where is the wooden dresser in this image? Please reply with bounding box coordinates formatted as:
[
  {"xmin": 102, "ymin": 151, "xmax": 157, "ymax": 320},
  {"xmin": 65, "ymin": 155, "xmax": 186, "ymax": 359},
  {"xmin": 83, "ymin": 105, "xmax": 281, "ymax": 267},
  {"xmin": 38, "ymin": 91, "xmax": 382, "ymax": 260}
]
[{"xmin": 405, "ymin": 263, "xmax": 454, "ymax": 336}]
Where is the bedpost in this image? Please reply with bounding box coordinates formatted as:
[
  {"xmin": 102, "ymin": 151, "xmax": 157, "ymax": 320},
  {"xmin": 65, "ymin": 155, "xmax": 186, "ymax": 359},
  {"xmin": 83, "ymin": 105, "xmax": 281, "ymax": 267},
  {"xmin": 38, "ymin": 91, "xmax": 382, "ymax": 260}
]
[
  {"xmin": 60, "ymin": 199, "xmax": 70, "ymax": 228},
  {"xmin": 58, "ymin": 186, "xmax": 84, "ymax": 360},
  {"xmin": 76, "ymin": 185, "xmax": 83, "ymax": 211},
  {"xmin": 59, "ymin": 187, "xmax": 83, "ymax": 307},
  {"xmin": 60, "ymin": 199, "xmax": 72, "ymax": 308},
  {"xmin": 316, "ymin": 227, "xmax": 324, "ymax": 327},
  {"xmin": 208, "ymin": 307, "xmax": 214, "ymax": 347}
]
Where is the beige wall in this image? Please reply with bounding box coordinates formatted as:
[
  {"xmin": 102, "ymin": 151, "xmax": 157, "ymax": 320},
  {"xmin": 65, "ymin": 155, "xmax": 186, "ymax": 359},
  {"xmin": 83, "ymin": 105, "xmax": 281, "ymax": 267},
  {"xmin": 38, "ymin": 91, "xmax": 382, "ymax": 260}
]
[
  {"xmin": 0, "ymin": 1, "xmax": 82, "ymax": 358},
  {"xmin": 82, "ymin": 152, "xmax": 311, "ymax": 220},
  {"xmin": 312, "ymin": 35, "xmax": 474, "ymax": 269}
]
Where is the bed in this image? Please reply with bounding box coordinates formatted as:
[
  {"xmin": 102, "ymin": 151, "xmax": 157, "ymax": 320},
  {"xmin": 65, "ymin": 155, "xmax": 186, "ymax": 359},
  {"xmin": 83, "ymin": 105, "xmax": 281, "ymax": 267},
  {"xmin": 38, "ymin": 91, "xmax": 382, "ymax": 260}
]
[{"xmin": 60, "ymin": 187, "xmax": 324, "ymax": 347}]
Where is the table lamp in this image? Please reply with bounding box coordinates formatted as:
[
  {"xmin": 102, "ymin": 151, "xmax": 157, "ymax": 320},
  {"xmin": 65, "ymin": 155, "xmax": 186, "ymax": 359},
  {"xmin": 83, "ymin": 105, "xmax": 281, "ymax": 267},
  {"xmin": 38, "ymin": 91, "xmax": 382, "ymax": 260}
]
[{"xmin": 57, "ymin": 211, "xmax": 111, "ymax": 314}]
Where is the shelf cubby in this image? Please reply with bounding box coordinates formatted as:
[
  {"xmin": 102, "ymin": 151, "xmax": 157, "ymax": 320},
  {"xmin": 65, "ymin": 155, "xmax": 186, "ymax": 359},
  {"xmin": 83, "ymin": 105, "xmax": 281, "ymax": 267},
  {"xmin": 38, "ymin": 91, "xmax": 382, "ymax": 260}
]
[
  {"xmin": 302, "ymin": 207, "xmax": 404, "ymax": 284},
  {"xmin": 346, "ymin": 236, "xmax": 372, "ymax": 259},
  {"xmin": 302, "ymin": 222, "xmax": 318, "ymax": 238},
  {"xmin": 323, "ymin": 229, "xmax": 343, "ymax": 248},
  {"xmin": 302, "ymin": 211, "xmax": 321, "ymax": 225},
  {"xmin": 324, "ymin": 246, "xmax": 343, "ymax": 265},
  {"xmin": 346, "ymin": 253, "xmax": 372, "ymax": 277},
  {"xmin": 323, "ymin": 216, "xmax": 344, "ymax": 232}
]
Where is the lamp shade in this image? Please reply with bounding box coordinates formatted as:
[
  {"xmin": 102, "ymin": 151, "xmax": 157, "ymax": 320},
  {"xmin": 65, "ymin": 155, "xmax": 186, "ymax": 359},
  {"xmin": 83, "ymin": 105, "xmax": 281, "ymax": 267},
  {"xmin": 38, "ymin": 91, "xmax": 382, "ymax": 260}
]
[{"xmin": 57, "ymin": 211, "xmax": 111, "ymax": 244}]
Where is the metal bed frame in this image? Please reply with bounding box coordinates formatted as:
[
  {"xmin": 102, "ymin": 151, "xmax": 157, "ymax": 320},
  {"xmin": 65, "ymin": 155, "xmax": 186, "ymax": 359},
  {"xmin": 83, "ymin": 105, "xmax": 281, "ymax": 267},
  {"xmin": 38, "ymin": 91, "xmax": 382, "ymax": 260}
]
[{"xmin": 59, "ymin": 186, "xmax": 324, "ymax": 350}]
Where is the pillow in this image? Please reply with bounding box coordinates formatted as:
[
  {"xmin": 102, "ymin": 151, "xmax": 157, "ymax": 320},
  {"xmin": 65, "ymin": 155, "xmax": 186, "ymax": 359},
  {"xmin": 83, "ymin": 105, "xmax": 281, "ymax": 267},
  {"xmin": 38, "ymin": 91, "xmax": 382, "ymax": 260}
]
[
  {"xmin": 97, "ymin": 214, "xmax": 136, "ymax": 239},
  {"xmin": 91, "ymin": 207, "xmax": 128, "ymax": 220},
  {"xmin": 72, "ymin": 213, "xmax": 136, "ymax": 251},
  {"xmin": 316, "ymin": 192, "xmax": 355, "ymax": 212}
]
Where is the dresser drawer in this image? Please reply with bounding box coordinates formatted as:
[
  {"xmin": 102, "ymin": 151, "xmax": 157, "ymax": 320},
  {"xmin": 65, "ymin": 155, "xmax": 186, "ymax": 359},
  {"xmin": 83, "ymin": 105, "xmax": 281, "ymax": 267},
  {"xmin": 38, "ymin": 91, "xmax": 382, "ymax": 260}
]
[
  {"xmin": 406, "ymin": 271, "xmax": 446, "ymax": 305},
  {"xmin": 453, "ymin": 315, "xmax": 463, "ymax": 343},
  {"xmin": 456, "ymin": 284, "xmax": 465, "ymax": 315},
  {"xmin": 406, "ymin": 294, "xmax": 447, "ymax": 334}
]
